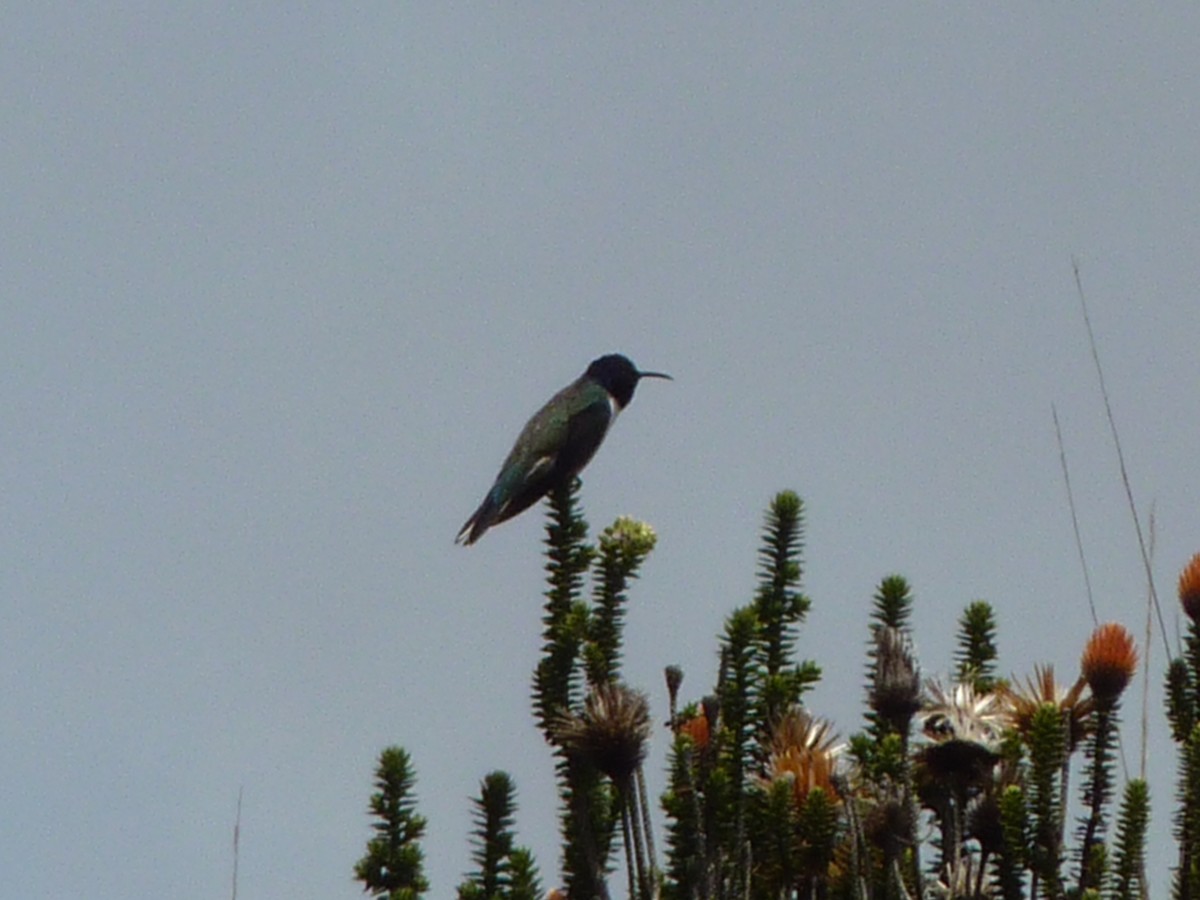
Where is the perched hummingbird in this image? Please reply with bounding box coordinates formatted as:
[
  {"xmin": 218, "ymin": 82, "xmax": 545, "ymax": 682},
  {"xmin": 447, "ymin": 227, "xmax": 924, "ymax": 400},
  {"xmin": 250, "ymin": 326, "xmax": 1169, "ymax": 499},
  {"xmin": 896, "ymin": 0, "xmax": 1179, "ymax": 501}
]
[{"xmin": 456, "ymin": 353, "xmax": 672, "ymax": 545}]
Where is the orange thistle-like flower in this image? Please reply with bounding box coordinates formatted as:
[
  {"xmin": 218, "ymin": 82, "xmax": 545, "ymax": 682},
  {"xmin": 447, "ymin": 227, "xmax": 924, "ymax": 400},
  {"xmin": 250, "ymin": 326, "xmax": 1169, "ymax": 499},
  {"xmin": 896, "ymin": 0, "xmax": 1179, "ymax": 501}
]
[
  {"xmin": 761, "ymin": 708, "xmax": 842, "ymax": 804},
  {"xmin": 998, "ymin": 664, "xmax": 1095, "ymax": 751},
  {"xmin": 676, "ymin": 712, "xmax": 710, "ymax": 750},
  {"xmin": 1180, "ymin": 552, "xmax": 1200, "ymax": 622},
  {"xmin": 1081, "ymin": 622, "xmax": 1138, "ymax": 704}
]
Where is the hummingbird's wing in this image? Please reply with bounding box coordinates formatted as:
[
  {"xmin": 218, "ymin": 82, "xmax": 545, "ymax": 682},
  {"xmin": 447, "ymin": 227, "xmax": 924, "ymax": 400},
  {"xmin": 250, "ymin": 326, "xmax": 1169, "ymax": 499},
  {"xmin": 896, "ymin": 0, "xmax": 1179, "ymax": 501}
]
[{"xmin": 455, "ymin": 392, "xmax": 614, "ymax": 545}]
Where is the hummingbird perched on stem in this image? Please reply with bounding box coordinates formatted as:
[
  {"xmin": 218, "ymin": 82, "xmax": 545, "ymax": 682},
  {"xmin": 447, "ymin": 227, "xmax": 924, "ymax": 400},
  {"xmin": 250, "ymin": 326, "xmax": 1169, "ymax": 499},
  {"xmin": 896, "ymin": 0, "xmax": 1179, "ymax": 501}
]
[{"xmin": 456, "ymin": 353, "xmax": 672, "ymax": 545}]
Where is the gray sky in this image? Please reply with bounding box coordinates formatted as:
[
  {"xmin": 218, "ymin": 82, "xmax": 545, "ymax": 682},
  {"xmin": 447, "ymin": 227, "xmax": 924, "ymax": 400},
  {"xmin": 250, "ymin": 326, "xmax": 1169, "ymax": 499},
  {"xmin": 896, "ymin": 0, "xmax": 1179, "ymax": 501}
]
[{"xmin": 4, "ymin": 6, "xmax": 1198, "ymax": 898}]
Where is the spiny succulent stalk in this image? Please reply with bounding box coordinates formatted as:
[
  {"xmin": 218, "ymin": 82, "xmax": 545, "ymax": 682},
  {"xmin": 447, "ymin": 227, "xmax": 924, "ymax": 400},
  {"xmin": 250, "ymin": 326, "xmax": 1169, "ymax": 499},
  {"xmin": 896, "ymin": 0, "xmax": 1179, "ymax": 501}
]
[
  {"xmin": 955, "ymin": 600, "xmax": 1000, "ymax": 694},
  {"xmin": 456, "ymin": 772, "xmax": 542, "ymax": 900},
  {"xmin": 995, "ymin": 784, "xmax": 1028, "ymax": 900},
  {"xmin": 354, "ymin": 747, "xmax": 430, "ymax": 899},
  {"xmin": 1109, "ymin": 778, "xmax": 1150, "ymax": 900},
  {"xmin": 586, "ymin": 518, "xmax": 658, "ymax": 687},
  {"xmin": 1026, "ymin": 703, "xmax": 1067, "ymax": 900},
  {"xmin": 532, "ymin": 482, "xmax": 592, "ymax": 740}
]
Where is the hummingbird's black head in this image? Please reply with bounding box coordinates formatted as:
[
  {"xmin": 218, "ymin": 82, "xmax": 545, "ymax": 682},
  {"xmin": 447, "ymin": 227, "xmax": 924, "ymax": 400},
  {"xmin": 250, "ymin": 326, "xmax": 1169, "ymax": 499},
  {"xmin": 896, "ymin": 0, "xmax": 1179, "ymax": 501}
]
[{"xmin": 586, "ymin": 353, "xmax": 672, "ymax": 409}]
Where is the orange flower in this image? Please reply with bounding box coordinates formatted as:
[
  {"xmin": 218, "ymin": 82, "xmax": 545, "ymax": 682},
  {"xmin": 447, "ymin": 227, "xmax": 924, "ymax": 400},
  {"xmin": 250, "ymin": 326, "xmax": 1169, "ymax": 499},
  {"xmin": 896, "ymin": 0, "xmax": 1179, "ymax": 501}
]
[
  {"xmin": 677, "ymin": 712, "xmax": 710, "ymax": 750},
  {"xmin": 1180, "ymin": 552, "xmax": 1200, "ymax": 622},
  {"xmin": 998, "ymin": 665, "xmax": 1094, "ymax": 751},
  {"xmin": 762, "ymin": 708, "xmax": 842, "ymax": 805},
  {"xmin": 1081, "ymin": 623, "xmax": 1138, "ymax": 703}
]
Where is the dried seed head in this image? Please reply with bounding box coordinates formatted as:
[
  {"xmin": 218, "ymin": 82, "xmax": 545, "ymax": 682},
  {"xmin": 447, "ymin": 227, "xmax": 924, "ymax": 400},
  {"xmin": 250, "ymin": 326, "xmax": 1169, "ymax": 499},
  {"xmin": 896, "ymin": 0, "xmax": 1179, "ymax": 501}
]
[
  {"xmin": 870, "ymin": 626, "xmax": 922, "ymax": 731},
  {"xmin": 554, "ymin": 682, "xmax": 651, "ymax": 782}
]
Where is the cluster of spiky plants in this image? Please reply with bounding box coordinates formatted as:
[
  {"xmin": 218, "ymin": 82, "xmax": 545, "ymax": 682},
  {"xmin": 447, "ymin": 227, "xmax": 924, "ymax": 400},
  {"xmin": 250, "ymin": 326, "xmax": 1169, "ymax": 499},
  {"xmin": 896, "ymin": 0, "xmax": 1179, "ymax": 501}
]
[
  {"xmin": 456, "ymin": 772, "xmax": 543, "ymax": 900},
  {"xmin": 841, "ymin": 595, "xmax": 1145, "ymax": 899},
  {"xmin": 353, "ymin": 488, "xmax": 1164, "ymax": 899},
  {"xmin": 354, "ymin": 746, "xmax": 431, "ymax": 899},
  {"xmin": 658, "ymin": 500, "xmax": 1149, "ymax": 898}
]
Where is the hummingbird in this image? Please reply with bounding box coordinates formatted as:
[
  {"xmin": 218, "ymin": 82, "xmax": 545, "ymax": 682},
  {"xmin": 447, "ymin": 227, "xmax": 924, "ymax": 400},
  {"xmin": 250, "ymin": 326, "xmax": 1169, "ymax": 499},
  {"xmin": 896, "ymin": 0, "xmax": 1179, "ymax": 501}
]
[{"xmin": 456, "ymin": 353, "xmax": 672, "ymax": 545}]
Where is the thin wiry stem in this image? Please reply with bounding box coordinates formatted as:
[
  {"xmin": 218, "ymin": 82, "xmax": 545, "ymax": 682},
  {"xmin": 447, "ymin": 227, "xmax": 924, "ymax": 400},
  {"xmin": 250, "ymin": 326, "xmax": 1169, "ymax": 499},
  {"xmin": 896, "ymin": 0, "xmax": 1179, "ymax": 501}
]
[
  {"xmin": 622, "ymin": 797, "xmax": 638, "ymax": 900},
  {"xmin": 626, "ymin": 779, "xmax": 650, "ymax": 900},
  {"xmin": 1054, "ymin": 401, "xmax": 1133, "ymax": 782},
  {"xmin": 1071, "ymin": 259, "xmax": 1169, "ymax": 655},
  {"xmin": 1141, "ymin": 505, "xmax": 1156, "ymax": 781},
  {"xmin": 636, "ymin": 765, "xmax": 658, "ymax": 886},
  {"xmin": 1052, "ymin": 403, "xmax": 1098, "ymax": 626},
  {"xmin": 232, "ymin": 786, "xmax": 242, "ymax": 900}
]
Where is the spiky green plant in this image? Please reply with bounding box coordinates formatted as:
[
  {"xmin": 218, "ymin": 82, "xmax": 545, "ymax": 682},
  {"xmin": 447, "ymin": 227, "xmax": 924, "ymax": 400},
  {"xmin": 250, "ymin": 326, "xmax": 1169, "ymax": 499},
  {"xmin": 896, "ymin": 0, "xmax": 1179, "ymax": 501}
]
[
  {"xmin": 585, "ymin": 517, "xmax": 657, "ymax": 687},
  {"xmin": 995, "ymin": 783, "xmax": 1028, "ymax": 900},
  {"xmin": 365, "ymin": 486, "xmax": 1169, "ymax": 899},
  {"xmin": 355, "ymin": 747, "xmax": 430, "ymax": 900},
  {"xmin": 796, "ymin": 786, "xmax": 839, "ymax": 898},
  {"xmin": 714, "ymin": 605, "xmax": 758, "ymax": 896},
  {"xmin": 1026, "ymin": 703, "xmax": 1066, "ymax": 899},
  {"xmin": 753, "ymin": 490, "xmax": 816, "ymax": 728},
  {"xmin": 456, "ymin": 772, "xmax": 541, "ymax": 900},
  {"xmin": 956, "ymin": 600, "xmax": 1000, "ymax": 694},
  {"xmin": 1109, "ymin": 778, "xmax": 1149, "ymax": 900},
  {"xmin": 532, "ymin": 482, "xmax": 611, "ymax": 899}
]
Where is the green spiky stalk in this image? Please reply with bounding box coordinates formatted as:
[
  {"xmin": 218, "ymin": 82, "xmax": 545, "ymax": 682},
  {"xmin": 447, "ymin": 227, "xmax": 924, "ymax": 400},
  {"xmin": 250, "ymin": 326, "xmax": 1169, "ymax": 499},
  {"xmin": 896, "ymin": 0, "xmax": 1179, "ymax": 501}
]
[
  {"xmin": 354, "ymin": 746, "xmax": 430, "ymax": 899},
  {"xmin": 872, "ymin": 576, "xmax": 914, "ymax": 631},
  {"xmin": 661, "ymin": 725, "xmax": 706, "ymax": 900},
  {"xmin": 1167, "ymin": 657, "xmax": 1196, "ymax": 743},
  {"xmin": 754, "ymin": 777, "xmax": 799, "ymax": 896},
  {"xmin": 796, "ymin": 787, "xmax": 839, "ymax": 900},
  {"xmin": 954, "ymin": 601, "xmax": 999, "ymax": 694},
  {"xmin": 1027, "ymin": 703, "xmax": 1066, "ymax": 899},
  {"xmin": 1177, "ymin": 725, "xmax": 1200, "ymax": 900},
  {"xmin": 532, "ymin": 482, "xmax": 593, "ymax": 738},
  {"xmin": 458, "ymin": 772, "xmax": 517, "ymax": 898},
  {"xmin": 585, "ymin": 517, "xmax": 657, "ymax": 687},
  {"xmin": 859, "ymin": 577, "xmax": 920, "ymax": 896},
  {"xmin": 1077, "ymin": 700, "xmax": 1119, "ymax": 893},
  {"xmin": 1172, "ymin": 618, "xmax": 1200, "ymax": 898},
  {"xmin": 995, "ymin": 784, "xmax": 1028, "ymax": 900},
  {"xmin": 456, "ymin": 771, "xmax": 541, "ymax": 900},
  {"xmin": 716, "ymin": 606, "xmax": 758, "ymax": 897},
  {"xmin": 753, "ymin": 491, "xmax": 814, "ymax": 728},
  {"xmin": 532, "ymin": 484, "xmax": 616, "ymax": 900},
  {"xmin": 1109, "ymin": 778, "xmax": 1149, "ymax": 900}
]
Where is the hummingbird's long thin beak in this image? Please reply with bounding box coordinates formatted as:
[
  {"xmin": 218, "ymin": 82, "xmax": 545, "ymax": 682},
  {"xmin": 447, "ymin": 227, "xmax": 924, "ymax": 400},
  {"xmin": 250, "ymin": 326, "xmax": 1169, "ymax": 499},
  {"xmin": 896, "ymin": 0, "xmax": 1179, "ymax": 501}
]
[{"xmin": 637, "ymin": 370, "xmax": 672, "ymax": 381}]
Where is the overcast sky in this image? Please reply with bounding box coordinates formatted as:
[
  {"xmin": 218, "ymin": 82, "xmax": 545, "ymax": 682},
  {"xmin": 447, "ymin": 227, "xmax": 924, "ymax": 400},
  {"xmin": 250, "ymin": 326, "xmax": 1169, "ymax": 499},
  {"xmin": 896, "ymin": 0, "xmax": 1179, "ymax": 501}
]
[{"xmin": 4, "ymin": 6, "xmax": 1199, "ymax": 898}]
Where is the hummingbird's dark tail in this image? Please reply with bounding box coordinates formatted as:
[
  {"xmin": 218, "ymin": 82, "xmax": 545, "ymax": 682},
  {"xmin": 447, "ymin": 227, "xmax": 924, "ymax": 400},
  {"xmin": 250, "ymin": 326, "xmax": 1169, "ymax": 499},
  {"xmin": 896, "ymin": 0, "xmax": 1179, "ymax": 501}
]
[{"xmin": 455, "ymin": 494, "xmax": 498, "ymax": 545}]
